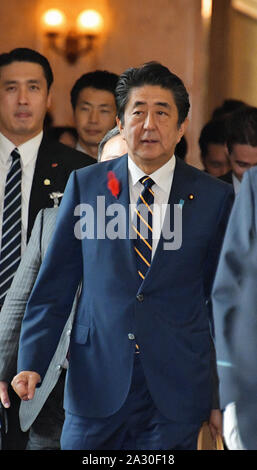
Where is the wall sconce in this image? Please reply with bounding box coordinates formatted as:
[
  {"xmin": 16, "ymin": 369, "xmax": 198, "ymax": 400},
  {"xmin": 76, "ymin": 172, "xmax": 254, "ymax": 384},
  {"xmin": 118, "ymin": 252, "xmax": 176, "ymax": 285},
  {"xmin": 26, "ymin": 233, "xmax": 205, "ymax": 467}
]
[{"xmin": 42, "ymin": 9, "xmax": 104, "ymax": 64}]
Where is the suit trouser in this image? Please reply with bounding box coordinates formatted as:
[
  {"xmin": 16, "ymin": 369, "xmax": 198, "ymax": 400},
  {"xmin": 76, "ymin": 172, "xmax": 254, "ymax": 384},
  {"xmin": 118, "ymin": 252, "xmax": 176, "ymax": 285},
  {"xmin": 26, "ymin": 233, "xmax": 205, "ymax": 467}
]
[
  {"xmin": 61, "ymin": 354, "xmax": 201, "ymax": 450},
  {"xmin": 26, "ymin": 369, "xmax": 66, "ymax": 450},
  {"xmin": 1, "ymin": 387, "xmax": 29, "ymax": 450}
]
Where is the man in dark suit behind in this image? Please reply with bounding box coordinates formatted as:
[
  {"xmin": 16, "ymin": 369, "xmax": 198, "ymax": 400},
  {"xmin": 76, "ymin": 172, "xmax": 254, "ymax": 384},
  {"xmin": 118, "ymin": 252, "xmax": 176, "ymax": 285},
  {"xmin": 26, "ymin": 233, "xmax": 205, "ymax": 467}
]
[
  {"xmin": 219, "ymin": 106, "xmax": 257, "ymax": 194},
  {"xmin": 0, "ymin": 47, "xmax": 95, "ymax": 449},
  {"xmin": 13, "ymin": 62, "xmax": 233, "ymax": 450}
]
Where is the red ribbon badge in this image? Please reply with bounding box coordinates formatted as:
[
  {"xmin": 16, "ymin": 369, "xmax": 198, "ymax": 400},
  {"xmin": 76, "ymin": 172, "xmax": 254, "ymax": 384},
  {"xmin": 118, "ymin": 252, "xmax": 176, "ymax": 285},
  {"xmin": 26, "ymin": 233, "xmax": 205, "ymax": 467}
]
[{"xmin": 107, "ymin": 171, "xmax": 120, "ymax": 199}]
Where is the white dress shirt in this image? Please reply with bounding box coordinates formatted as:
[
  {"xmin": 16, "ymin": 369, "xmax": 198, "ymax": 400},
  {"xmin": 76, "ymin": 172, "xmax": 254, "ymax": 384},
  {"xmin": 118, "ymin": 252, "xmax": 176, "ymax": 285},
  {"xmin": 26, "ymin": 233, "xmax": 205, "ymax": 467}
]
[
  {"xmin": 128, "ymin": 155, "xmax": 176, "ymax": 258},
  {"xmin": 75, "ymin": 141, "xmax": 86, "ymax": 154},
  {"xmin": 0, "ymin": 131, "xmax": 43, "ymax": 254}
]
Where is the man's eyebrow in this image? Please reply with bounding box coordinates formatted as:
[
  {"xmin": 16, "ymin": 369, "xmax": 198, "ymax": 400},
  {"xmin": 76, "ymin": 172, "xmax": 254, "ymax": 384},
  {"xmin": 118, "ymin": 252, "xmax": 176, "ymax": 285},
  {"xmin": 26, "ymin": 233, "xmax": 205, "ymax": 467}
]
[
  {"xmin": 133, "ymin": 100, "xmax": 146, "ymax": 107},
  {"xmin": 155, "ymin": 101, "xmax": 171, "ymax": 108},
  {"xmin": 3, "ymin": 79, "xmax": 41, "ymax": 85},
  {"xmin": 133, "ymin": 100, "xmax": 171, "ymax": 108},
  {"xmin": 79, "ymin": 101, "xmax": 112, "ymax": 107}
]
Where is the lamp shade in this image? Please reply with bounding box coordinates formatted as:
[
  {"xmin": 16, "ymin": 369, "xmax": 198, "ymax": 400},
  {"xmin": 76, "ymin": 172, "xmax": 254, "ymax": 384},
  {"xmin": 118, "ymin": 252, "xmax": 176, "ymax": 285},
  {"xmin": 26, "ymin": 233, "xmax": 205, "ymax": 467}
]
[
  {"xmin": 42, "ymin": 9, "xmax": 66, "ymax": 32},
  {"xmin": 77, "ymin": 9, "xmax": 103, "ymax": 34}
]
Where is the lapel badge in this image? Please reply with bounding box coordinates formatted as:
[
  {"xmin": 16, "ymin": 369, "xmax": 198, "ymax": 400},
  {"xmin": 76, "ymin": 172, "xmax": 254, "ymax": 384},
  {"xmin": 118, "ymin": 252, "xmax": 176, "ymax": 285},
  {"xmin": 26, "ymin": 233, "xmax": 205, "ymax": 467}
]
[
  {"xmin": 50, "ymin": 191, "xmax": 64, "ymax": 208},
  {"xmin": 52, "ymin": 163, "xmax": 58, "ymax": 168},
  {"xmin": 44, "ymin": 179, "xmax": 51, "ymax": 186},
  {"xmin": 107, "ymin": 171, "xmax": 121, "ymax": 199},
  {"xmin": 188, "ymin": 193, "xmax": 194, "ymax": 201}
]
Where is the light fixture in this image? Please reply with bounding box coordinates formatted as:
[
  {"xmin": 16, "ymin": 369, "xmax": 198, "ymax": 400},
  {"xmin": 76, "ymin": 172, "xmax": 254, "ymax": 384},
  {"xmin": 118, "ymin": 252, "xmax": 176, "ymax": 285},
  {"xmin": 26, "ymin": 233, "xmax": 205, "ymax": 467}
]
[
  {"xmin": 42, "ymin": 8, "xmax": 104, "ymax": 64},
  {"xmin": 201, "ymin": 0, "xmax": 213, "ymax": 19}
]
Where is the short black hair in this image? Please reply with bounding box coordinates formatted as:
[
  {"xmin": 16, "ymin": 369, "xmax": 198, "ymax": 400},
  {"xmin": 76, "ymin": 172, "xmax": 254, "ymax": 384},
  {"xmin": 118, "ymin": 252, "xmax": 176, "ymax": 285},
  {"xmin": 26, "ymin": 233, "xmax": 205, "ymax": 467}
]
[
  {"xmin": 226, "ymin": 106, "xmax": 257, "ymax": 154},
  {"xmin": 0, "ymin": 48, "xmax": 53, "ymax": 90},
  {"xmin": 70, "ymin": 70, "xmax": 119, "ymax": 110},
  {"xmin": 175, "ymin": 135, "xmax": 188, "ymax": 160},
  {"xmin": 199, "ymin": 117, "xmax": 228, "ymax": 160},
  {"xmin": 115, "ymin": 61, "xmax": 190, "ymax": 126},
  {"xmin": 212, "ymin": 99, "xmax": 247, "ymax": 119}
]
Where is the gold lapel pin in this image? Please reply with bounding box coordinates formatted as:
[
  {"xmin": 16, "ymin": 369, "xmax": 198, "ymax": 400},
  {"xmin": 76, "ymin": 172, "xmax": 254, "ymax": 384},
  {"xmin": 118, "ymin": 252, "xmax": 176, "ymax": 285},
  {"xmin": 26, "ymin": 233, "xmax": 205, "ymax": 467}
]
[
  {"xmin": 188, "ymin": 193, "xmax": 194, "ymax": 200},
  {"xmin": 44, "ymin": 179, "xmax": 51, "ymax": 186}
]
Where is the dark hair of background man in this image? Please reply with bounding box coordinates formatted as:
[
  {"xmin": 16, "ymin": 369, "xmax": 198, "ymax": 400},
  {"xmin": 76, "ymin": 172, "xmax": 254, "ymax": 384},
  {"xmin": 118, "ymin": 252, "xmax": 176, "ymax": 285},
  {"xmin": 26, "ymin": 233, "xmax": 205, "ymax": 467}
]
[
  {"xmin": 70, "ymin": 70, "xmax": 119, "ymax": 111},
  {"xmin": 0, "ymin": 48, "xmax": 53, "ymax": 91},
  {"xmin": 226, "ymin": 106, "xmax": 257, "ymax": 154}
]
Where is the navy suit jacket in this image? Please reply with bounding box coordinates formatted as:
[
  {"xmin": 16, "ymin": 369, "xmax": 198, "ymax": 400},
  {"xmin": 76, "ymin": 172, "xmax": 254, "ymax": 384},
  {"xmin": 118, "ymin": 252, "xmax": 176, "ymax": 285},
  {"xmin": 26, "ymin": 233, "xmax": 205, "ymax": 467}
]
[{"xmin": 18, "ymin": 156, "xmax": 233, "ymax": 424}]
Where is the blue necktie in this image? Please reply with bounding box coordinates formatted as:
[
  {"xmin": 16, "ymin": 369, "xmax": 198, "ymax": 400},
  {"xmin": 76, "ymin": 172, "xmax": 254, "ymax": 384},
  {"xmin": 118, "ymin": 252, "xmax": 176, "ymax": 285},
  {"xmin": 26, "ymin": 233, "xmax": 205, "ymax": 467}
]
[
  {"xmin": 0, "ymin": 148, "xmax": 22, "ymax": 307},
  {"xmin": 132, "ymin": 176, "xmax": 155, "ymax": 281}
]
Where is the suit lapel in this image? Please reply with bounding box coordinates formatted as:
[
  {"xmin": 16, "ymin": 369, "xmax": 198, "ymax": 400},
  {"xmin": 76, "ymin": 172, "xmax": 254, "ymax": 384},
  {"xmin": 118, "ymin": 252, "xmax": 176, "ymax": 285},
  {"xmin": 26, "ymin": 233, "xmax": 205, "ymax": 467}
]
[
  {"xmin": 27, "ymin": 137, "xmax": 64, "ymax": 240},
  {"xmin": 104, "ymin": 155, "xmax": 138, "ymax": 279},
  {"xmin": 103, "ymin": 157, "xmax": 198, "ymax": 287},
  {"xmin": 140, "ymin": 158, "xmax": 197, "ymax": 287}
]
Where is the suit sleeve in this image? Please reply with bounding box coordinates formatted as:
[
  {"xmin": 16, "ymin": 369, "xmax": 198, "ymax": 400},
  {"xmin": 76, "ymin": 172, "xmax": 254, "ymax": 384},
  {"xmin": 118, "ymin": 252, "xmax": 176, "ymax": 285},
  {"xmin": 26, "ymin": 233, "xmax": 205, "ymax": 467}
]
[
  {"xmin": 232, "ymin": 242, "xmax": 257, "ymax": 449},
  {"xmin": 204, "ymin": 185, "xmax": 234, "ymax": 409},
  {"xmin": 18, "ymin": 171, "xmax": 83, "ymax": 381},
  {"xmin": 0, "ymin": 210, "xmax": 43, "ymax": 383},
  {"xmin": 212, "ymin": 170, "xmax": 256, "ymax": 408}
]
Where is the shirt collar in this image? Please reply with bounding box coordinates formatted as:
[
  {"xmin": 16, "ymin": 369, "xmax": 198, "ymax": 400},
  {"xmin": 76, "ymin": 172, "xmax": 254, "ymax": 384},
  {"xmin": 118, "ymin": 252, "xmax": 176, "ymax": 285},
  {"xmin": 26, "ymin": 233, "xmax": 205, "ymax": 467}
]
[
  {"xmin": 0, "ymin": 131, "xmax": 43, "ymax": 166},
  {"xmin": 128, "ymin": 154, "xmax": 176, "ymax": 193},
  {"xmin": 76, "ymin": 142, "xmax": 87, "ymax": 153}
]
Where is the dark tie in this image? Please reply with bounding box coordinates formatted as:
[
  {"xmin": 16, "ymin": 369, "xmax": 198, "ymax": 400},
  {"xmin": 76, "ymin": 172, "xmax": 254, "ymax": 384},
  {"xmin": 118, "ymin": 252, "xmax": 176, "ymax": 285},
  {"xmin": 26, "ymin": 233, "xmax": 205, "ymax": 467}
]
[
  {"xmin": 0, "ymin": 148, "xmax": 22, "ymax": 307},
  {"xmin": 132, "ymin": 176, "xmax": 155, "ymax": 281}
]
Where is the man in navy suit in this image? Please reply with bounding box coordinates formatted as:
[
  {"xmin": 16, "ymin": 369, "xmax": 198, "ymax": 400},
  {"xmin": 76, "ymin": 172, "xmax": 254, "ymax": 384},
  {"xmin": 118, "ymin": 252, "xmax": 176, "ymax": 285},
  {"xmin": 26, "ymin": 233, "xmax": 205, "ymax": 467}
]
[{"xmin": 12, "ymin": 62, "xmax": 233, "ymax": 450}]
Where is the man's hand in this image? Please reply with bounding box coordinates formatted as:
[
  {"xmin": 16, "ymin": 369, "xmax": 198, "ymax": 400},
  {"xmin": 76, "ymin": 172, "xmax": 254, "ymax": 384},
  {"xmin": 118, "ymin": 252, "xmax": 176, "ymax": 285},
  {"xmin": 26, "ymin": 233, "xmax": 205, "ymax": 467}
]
[
  {"xmin": 0, "ymin": 381, "xmax": 10, "ymax": 408},
  {"xmin": 209, "ymin": 409, "xmax": 223, "ymax": 441},
  {"xmin": 11, "ymin": 371, "xmax": 41, "ymax": 401}
]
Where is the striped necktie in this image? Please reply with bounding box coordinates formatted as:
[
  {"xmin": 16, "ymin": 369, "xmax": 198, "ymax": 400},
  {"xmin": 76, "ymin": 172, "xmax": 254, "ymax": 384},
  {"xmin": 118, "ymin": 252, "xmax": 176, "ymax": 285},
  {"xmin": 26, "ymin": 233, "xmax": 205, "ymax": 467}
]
[
  {"xmin": 0, "ymin": 148, "xmax": 22, "ymax": 307},
  {"xmin": 132, "ymin": 176, "xmax": 155, "ymax": 281}
]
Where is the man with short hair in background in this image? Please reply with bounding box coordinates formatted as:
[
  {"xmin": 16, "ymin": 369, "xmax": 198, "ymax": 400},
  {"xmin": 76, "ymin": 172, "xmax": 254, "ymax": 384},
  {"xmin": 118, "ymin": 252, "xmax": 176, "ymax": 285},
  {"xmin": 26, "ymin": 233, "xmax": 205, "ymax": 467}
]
[
  {"xmin": 97, "ymin": 126, "xmax": 128, "ymax": 162},
  {"xmin": 220, "ymin": 106, "xmax": 257, "ymax": 193},
  {"xmin": 71, "ymin": 71, "xmax": 119, "ymax": 159}
]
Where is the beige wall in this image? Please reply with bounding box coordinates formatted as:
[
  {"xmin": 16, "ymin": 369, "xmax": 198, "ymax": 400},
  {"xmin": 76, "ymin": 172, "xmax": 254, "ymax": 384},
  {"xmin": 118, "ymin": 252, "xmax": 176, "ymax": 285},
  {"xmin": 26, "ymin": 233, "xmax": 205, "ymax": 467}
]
[
  {"xmin": 207, "ymin": 0, "xmax": 257, "ymax": 118},
  {"xmin": 227, "ymin": 7, "xmax": 257, "ymax": 106},
  {"xmin": 0, "ymin": 0, "xmax": 207, "ymax": 167}
]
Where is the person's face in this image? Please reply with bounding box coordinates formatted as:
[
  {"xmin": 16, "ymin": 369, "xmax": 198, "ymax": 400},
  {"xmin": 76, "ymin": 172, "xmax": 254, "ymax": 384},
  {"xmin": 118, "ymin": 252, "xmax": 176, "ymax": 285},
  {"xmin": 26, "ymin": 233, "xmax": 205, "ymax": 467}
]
[
  {"xmin": 229, "ymin": 144, "xmax": 257, "ymax": 181},
  {"xmin": 117, "ymin": 85, "xmax": 187, "ymax": 173},
  {"xmin": 0, "ymin": 61, "xmax": 51, "ymax": 145},
  {"xmin": 74, "ymin": 87, "xmax": 117, "ymax": 154},
  {"xmin": 204, "ymin": 143, "xmax": 231, "ymax": 177},
  {"xmin": 100, "ymin": 134, "xmax": 128, "ymax": 162}
]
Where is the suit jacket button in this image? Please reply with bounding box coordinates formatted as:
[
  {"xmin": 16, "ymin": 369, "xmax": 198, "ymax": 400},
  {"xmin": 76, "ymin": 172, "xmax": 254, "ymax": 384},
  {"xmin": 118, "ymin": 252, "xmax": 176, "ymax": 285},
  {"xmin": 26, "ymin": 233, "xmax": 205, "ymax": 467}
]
[
  {"xmin": 128, "ymin": 333, "xmax": 135, "ymax": 340},
  {"xmin": 136, "ymin": 293, "xmax": 144, "ymax": 302}
]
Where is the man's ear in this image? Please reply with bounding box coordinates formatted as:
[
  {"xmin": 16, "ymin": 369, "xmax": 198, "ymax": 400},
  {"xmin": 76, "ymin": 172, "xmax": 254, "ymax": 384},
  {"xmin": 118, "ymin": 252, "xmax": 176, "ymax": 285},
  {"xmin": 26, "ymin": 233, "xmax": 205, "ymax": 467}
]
[
  {"xmin": 46, "ymin": 88, "xmax": 52, "ymax": 109},
  {"xmin": 176, "ymin": 117, "xmax": 189, "ymax": 144},
  {"xmin": 116, "ymin": 116, "xmax": 124, "ymax": 136}
]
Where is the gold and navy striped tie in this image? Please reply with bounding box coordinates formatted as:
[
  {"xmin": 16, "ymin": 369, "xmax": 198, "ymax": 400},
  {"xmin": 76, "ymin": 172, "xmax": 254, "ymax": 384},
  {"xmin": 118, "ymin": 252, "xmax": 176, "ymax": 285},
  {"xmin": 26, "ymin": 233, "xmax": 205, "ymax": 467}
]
[
  {"xmin": 132, "ymin": 176, "xmax": 155, "ymax": 281},
  {"xmin": 0, "ymin": 148, "xmax": 22, "ymax": 308}
]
